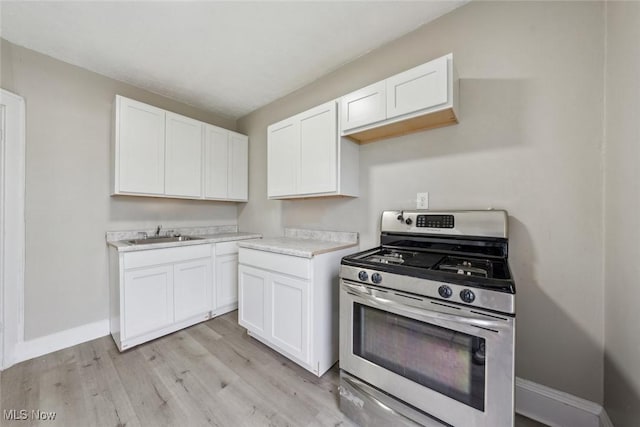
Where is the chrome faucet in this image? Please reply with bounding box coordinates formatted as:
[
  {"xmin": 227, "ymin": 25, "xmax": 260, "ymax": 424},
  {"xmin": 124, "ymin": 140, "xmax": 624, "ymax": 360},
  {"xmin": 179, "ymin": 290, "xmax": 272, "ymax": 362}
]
[{"xmin": 155, "ymin": 225, "xmax": 162, "ymax": 237}]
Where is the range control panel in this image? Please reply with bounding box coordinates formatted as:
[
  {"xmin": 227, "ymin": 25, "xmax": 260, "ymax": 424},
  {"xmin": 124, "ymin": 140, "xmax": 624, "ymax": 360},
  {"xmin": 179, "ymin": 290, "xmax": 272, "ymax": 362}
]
[{"xmin": 416, "ymin": 214, "xmax": 455, "ymax": 228}]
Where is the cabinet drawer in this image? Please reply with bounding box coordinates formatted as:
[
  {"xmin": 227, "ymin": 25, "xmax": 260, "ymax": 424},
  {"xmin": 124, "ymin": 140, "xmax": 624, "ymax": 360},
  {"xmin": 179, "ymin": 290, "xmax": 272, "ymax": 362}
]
[
  {"xmin": 216, "ymin": 240, "xmax": 240, "ymax": 255},
  {"xmin": 239, "ymin": 248, "xmax": 311, "ymax": 280},
  {"xmin": 124, "ymin": 244, "xmax": 213, "ymax": 269}
]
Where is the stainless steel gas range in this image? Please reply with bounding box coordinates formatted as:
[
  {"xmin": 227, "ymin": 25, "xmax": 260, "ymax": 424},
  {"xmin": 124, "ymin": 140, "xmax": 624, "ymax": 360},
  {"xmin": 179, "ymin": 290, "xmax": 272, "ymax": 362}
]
[{"xmin": 338, "ymin": 210, "xmax": 516, "ymax": 427}]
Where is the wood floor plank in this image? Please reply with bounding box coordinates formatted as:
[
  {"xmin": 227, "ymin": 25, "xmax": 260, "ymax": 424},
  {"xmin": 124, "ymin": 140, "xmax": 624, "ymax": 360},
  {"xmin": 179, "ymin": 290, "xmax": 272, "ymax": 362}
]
[
  {"xmin": 137, "ymin": 333, "xmax": 237, "ymax": 426},
  {"xmin": 199, "ymin": 317, "xmax": 343, "ymax": 417},
  {"xmin": 191, "ymin": 322, "xmax": 326, "ymax": 418},
  {"xmin": 108, "ymin": 343, "xmax": 189, "ymax": 427},
  {"xmin": 74, "ymin": 337, "xmax": 141, "ymax": 427}
]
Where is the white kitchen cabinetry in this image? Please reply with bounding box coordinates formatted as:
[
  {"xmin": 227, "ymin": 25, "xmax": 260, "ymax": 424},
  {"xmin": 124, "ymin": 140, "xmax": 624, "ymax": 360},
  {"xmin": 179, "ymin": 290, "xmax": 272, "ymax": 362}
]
[
  {"xmin": 214, "ymin": 241, "xmax": 242, "ymax": 314},
  {"xmin": 238, "ymin": 246, "xmax": 356, "ymax": 376},
  {"xmin": 340, "ymin": 53, "xmax": 458, "ymax": 143},
  {"xmin": 204, "ymin": 127, "xmax": 248, "ymax": 201},
  {"xmin": 173, "ymin": 258, "xmax": 212, "ymax": 322},
  {"xmin": 238, "ymin": 265, "xmax": 268, "ymax": 335},
  {"xmin": 270, "ymin": 273, "xmax": 309, "ymax": 363},
  {"xmin": 109, "ymin": 244, "xmax": 213, "ymax": 351},
  {"xmin": 227, "ymin": 132, "xmax": 249, "ymax": 201},
  {"xmin": 114, "ymin": 96, "xmax": 166, "ymax": 195},
  {"xmin": 122, "ymin": 265, "xmax": 173, "ymax": 339},
  {"xmin": 340, "ymin": 81, "xmax": 386, "ymax": 133},
  {"xmin": 267, "ymin": 100, "xmax": 358, "ymax": 199},
  {"xmin": 267, "ymin": 118, "xmax": 298, "ymax": 197},
  {"xmin": 238, "ymin": 260, "xmax": 311, "ymax": 366},
  {"xmin": 113, "ymin": 95, "xmax": 248, "ymax": 202},
  {"xmin": 165, "ymin": 112, "xmax": 203, "ymax": 198}
]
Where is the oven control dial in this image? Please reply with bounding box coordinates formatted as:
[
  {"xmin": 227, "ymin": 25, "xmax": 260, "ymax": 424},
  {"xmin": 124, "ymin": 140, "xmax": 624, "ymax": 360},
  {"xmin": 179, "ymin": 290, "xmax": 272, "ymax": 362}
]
[
  {"xmin": 371, "ymin": 273, "xmax": 382, "ymax": 284},
  {"xmin": 460, "ymin": 289, "xmax": 476, "ymax": 303},
  {"xmin": 358, "ymin": 271, "xmax": 369, "ymax": 282},
  {"xmin": 438, "ymin": 285, "xmax": 453, "ymax": 298},
  {"xmin": 405, "ymin": 218, "xmax": 413, "ymax": 225}
]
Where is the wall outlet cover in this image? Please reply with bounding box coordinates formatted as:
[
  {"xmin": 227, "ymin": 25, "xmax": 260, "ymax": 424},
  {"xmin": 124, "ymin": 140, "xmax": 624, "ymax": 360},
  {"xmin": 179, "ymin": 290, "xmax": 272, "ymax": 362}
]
[{"xmin": 417, "ymin": 192, "xmax": 429, "ymax": 209}]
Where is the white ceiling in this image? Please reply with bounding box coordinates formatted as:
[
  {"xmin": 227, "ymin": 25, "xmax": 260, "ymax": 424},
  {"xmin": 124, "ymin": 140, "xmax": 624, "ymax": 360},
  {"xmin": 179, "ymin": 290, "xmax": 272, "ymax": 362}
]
[{"xmin": 0, "ymin": 1, "xmax": 467, "ymax": 119}]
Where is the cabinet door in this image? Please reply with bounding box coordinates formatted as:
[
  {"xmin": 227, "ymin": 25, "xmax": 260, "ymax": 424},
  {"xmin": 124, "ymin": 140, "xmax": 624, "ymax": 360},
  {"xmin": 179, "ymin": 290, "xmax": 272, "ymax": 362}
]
[
  {"xmin": 340, "ymin": 81, "xmax": 386, "ymax": 132},
  {"xmin": 228, "ymin": 132, "xmax": 248, "ymax": 201},
  {"xmin": 204, "ymin": 125, "xmax": 229, "ymax": 199},
  {"xmin": 386, "ymin": 55, "xmax": 448, "ymax": 119},
  {"xmin": 117, "ymin": 97, "xmax": 165, "ymax": 195},
  {"xmin": 216, "ymin": 253, "xmax": 239, "ymax": 309},
  {"xmin": 123, "ymin": 265, "xmax": 173, "ymax": 339},
  {"xmin": 238, "ymin": 265, "xmax": 268, "ymax": 336},
  {"xmin": 165, "ymin": 112, "xmax": 203, "ymax": 197},
  {"xmin": 298, "ymin": 101, "xmax": 337, "ymax": 195},
  {"xmin": 267, "ymin": 118, "xmax": 298, "ymax": 197},
  {"xmin": 174, "ymin": 258, "xmax": 212, "ymax": 322},
  {"xmin": 269, "ymin": 274, "xmax": 310, "ymax": 364}
]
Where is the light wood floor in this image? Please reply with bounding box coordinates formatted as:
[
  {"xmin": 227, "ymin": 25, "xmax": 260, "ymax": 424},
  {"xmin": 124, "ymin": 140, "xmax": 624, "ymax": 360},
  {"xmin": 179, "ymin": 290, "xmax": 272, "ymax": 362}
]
[{"xmin": 2, "ymin": 311, "xmax": 546, "ymax": 426}]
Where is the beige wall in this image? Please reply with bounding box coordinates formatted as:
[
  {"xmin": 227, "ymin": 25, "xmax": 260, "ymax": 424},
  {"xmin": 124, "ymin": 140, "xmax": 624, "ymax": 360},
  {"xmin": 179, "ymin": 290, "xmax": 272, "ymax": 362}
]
[
  {"xmin": 0, "ymin": 39, "xmax": 239, "ymax": 340},
  {"xmin": 238, "ymin": 1, "xmax": 606, "ymax": 403},
  {"xmin": 603, "ymin": 2, "xmax": 640, "ymax": 426}
]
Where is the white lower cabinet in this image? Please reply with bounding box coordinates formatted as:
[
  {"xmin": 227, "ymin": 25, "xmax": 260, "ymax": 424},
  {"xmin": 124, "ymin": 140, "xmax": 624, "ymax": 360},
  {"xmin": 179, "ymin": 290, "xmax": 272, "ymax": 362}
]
[
  {"xmin": 238, "ymin": 265, "xmax": 268, "ymax": 335},
  {"xmin": 110, "ymin": 240, "xmax": 248, "ymax": 351},
  {"xmin": 174, "ymin": 259, "xmax": 212, "ymax": 322},
  {"xmin": 123, "ymin": 265, "xmax": 174, "ymax": 339},
  {"xmin": 238, "ymin": 246, "xmax": 356, "ymax": 376},
  {"xmin": 213, "ymin": 241, "xmax": 242, "ymax": 314},
  {"xmin": 270, "ymin": 273, "xmax": 309, "ymax": 364}
]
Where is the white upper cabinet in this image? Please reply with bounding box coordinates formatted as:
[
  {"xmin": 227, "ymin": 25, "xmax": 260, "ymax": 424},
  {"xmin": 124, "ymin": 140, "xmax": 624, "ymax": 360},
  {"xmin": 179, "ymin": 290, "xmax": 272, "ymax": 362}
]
[
  {"xmin": 165, "ymin": 112, "xmax": 203, "ymax": 198},
  {"xmin": 204, "ymin": 125, "xmax": 230, "ymax": 199},
  {"xmin": 203, "ymin": 126, "xmax": 248, "ymax": 201},
  {"xmin": 113, "ymin": 95, "xmax": 248, "ymax": 202},
  {"xmin": 386, "ymin": 55, "xmax": 448, "ymax": 119},
  {"xmin": 267, "ymin": 100, "xmax": 358, "ymax": 199},
  {"xmin": 115, "ymin": 96, "xmax": 166, "ymax": 195},
  {"xmin": 267, "ymin": 118, "xmax": 299, "ymax": 198},
  {"xmin": 298, "ymin": 102, "xmax": 337, "ymax": 195},
  {"xmin": 227, "ymin": 132, "xmax": 248, "ymax": 201},
  {"xmin": 339, "ymin": 53, "xmax": 458, "ymax": 143},
  {"xmin": 340, "ymin": 81, "xmax": 386, "ymax": 132}
]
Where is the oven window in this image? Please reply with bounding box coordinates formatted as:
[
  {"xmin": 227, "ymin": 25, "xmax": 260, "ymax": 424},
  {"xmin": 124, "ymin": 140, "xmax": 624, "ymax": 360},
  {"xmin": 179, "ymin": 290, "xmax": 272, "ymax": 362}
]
[{"xmin": 353, "ymin": 303, "xmax": 486, "ymax": 411}]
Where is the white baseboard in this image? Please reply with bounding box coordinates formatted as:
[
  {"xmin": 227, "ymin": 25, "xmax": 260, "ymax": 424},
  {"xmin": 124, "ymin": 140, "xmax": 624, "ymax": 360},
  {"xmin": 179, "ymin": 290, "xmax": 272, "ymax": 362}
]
[
  {"xmin": 516, "ymin": 377, "xmax": 614, "ymax": 427},
  {"xmin": 14, "ymin": 319, "xmax": 109, "ymax": 364}
]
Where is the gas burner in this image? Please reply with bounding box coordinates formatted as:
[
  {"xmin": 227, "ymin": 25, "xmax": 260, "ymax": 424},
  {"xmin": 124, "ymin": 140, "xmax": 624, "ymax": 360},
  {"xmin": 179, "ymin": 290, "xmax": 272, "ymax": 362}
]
[
  {"xmin": 437, "ymin": 257, "xmax": 493, "ymax": 278},
  {"xmin": 362, "ymin": 250, "xmax": 419, "ymax": 265},
  {"xmin": 367, "ymin": 255, "xmax": 405, "ymax": 265}
]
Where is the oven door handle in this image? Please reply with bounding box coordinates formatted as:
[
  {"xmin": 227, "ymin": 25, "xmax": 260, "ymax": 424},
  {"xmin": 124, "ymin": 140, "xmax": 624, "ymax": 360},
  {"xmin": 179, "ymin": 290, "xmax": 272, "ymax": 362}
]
[{"xmin": 342, "ymin": 282, "xmax": 507, "ymax": 330}]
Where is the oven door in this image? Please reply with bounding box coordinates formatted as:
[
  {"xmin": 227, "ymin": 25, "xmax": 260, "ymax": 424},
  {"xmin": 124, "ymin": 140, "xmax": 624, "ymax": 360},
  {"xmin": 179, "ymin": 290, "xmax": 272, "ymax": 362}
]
[{"xmin": 339, "ymin": 279, "xmax": 515, "ymax": 427}]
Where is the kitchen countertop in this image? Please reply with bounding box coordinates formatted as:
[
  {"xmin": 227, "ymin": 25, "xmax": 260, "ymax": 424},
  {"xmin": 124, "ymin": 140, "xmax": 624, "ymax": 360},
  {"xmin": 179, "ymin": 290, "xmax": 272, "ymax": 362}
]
[
  {"xmin": 237, "ymin": 228, "xmax": 358, "ymax": 258},
  {"xmin": 106, "ymin": 225, "xmax": 261, "ymax": 252}
]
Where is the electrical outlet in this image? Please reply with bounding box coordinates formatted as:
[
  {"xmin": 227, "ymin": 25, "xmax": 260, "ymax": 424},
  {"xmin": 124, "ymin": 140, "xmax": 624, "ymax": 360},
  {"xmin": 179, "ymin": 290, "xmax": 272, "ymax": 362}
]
[{"xmin": 417, "ymin": 192, "xmax": 429, "ymax": 209}]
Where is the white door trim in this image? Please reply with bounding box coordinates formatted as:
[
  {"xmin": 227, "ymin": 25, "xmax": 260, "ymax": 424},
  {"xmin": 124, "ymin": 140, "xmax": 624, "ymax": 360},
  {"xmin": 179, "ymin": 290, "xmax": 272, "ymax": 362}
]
[{"xmin": 0, "ymin": 88, "xmax": 26, "ymax": 370}]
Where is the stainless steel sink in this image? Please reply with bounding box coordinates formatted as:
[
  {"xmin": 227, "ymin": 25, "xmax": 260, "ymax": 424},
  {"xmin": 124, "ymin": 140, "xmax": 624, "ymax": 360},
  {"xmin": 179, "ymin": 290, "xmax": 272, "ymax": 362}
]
[{"xmin": 127, "ymin": 235, "xmax": 204, "ymax": 245}]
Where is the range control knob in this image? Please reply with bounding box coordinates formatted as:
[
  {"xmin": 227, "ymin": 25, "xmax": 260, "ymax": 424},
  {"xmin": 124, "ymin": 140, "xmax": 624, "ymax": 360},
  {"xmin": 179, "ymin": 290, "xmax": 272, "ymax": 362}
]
[
  {"xmin": 460, "ymin": 289, "xmax": 476, "ymax": 303},
  {"xmin": 358, "ymin": 271, "xmax": 369, "ymax": 282},
  {"xmin": 371, "ymin": 273, "xmax": 382, "ymax": 284},
  {"xmin": 405, "ymin": 218, "xmax": 413, "ymax": 225},
  {"xmin": 438, "ymin": 285, "xmax": 453, "ymax": 298}
]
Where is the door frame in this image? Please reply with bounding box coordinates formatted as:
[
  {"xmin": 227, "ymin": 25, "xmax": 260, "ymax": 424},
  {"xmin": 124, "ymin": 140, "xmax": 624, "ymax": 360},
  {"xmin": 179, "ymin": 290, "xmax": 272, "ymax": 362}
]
[{"xmin": 0, "ymin": 88, "xmax": 26, "ymax": 370}]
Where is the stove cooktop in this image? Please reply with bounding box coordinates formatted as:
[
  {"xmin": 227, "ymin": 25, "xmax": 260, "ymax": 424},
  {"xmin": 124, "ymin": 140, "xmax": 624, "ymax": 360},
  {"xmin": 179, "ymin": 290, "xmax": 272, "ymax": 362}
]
[{"xmin": 342, "ymin": 246, "xmax": 515, "ymax": 294}]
